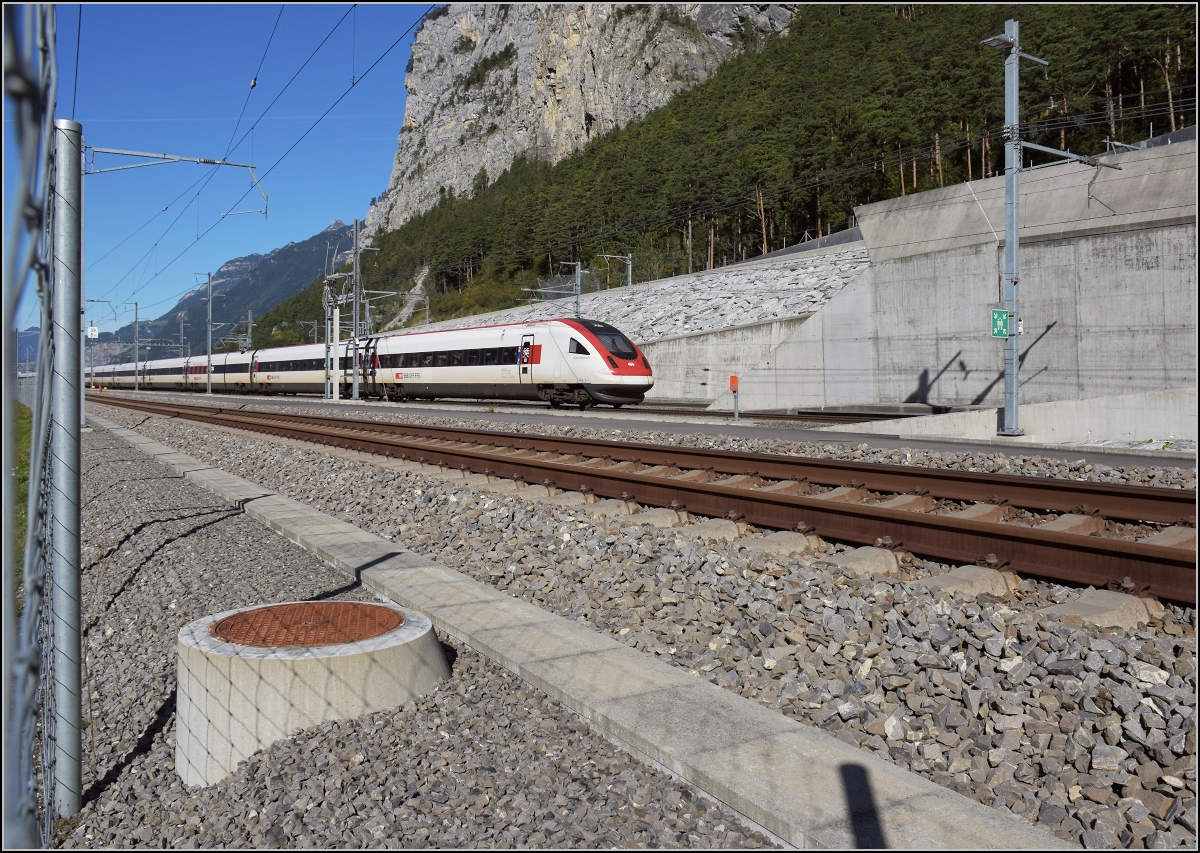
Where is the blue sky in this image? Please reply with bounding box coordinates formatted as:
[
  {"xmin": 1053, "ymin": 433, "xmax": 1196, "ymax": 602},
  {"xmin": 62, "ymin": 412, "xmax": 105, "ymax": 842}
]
[{"xmin": 15, "ymin": 3, "xmax": 432, "ymax": 334}]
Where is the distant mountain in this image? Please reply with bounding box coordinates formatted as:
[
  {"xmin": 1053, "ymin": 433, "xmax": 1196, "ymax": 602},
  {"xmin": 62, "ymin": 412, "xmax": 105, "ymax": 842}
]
[{"xmin": 105, "ymin": 220, "xmax": 353, "ymax": 359}]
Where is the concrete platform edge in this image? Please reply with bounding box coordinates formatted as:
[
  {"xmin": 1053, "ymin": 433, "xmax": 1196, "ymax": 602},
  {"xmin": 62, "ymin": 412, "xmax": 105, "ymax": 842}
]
[{"xmin": 89, "ymin": 414, "xmax": 1072, "ymax": 850}]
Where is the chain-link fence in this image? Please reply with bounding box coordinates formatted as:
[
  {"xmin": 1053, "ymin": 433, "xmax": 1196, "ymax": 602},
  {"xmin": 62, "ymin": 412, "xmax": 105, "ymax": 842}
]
[
  {"xmin": 528, "ymin": 268, "xmax": 611, "ymax": 319},
  {"xmin": 4, "ymin": 4, "xmax": 60, "ymax": 847},
  {"xmin": 532, "ymin": 269, "xmax": 608, "ymax": 302}
]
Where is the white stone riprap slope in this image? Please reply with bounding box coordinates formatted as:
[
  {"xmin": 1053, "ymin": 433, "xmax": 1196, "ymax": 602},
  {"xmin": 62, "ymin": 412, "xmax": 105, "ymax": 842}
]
[{"xmin": 402, "ymin": 245, "xmax": 870, "ymax": 345}]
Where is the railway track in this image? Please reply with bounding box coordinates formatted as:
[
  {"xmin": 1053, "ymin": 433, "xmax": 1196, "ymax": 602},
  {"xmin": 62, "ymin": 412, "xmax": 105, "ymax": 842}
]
[
  {"xmin": 92, "ymin": 394, "xmax": 1197, "ymax": 604},
  {"xmin": 399, "ymin": 398, "xmax": 908, "ymax": 424},
  {"xmin": 110, "ymin": 390, "xmax": 908, "ymax": 425}
]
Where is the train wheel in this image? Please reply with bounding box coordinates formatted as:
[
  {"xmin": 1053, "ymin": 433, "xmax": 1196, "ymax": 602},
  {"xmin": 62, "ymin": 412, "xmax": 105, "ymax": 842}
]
[{"xmin": 549, "ymin": 400, "xmax": 562, "ymax": 409}]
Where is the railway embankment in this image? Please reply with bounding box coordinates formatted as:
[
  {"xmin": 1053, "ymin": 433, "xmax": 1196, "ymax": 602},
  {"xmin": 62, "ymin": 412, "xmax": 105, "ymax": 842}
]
[{"xmin": 75, "ymin": 401, "xmax": 1197, "ymax": 849}]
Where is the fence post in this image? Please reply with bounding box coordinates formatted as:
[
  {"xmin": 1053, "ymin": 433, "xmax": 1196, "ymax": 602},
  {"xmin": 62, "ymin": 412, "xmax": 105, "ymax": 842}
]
[{"xmin": 51, "ymin": 118, "xmax": 84, "ymax": 819}]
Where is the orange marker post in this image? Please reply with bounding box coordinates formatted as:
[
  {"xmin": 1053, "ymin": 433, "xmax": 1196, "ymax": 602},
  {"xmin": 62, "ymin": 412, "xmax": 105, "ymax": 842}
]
[{"xmin": 730, "ymin": 375, "xmax": 739, "ymax": 422}]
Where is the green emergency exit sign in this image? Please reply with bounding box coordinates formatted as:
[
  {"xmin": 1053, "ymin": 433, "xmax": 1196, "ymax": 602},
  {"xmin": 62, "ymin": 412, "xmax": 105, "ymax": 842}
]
[{"xmin": 991, "ymin": 309, "xmax": 1010, "ymax": 338}]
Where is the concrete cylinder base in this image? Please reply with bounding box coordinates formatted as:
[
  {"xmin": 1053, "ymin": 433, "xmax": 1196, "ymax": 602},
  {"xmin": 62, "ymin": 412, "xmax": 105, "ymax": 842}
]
[{"xmin": 176, "ymin": 601, "xmax": 449, "ymax": 787}]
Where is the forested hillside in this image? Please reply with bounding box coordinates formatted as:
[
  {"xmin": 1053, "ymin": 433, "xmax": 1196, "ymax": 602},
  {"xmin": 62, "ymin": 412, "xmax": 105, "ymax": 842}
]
[{"xmin": 255, "ymin": 4, "xmax": 1194, "ymax": 348}]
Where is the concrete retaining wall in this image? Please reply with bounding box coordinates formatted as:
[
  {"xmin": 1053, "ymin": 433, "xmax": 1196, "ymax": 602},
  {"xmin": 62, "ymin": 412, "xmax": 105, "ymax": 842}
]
[
  {"xmin": 701, "ymin": 139, "xmax": 1196, "ymax": 418},
  {"xmin": 639, "ymin": 317, "xmax": 810, "ymax": 403},
  {"xmin": 832, "ymin": 388, "xmax": 1198, "ymax": 444}
]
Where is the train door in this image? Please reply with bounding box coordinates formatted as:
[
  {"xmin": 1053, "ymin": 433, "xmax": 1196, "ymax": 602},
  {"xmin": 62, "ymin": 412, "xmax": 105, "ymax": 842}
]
[
  {"xmin": 339, "ymin": 341, "xmax": 351, "ymax": 392},
  {"xmin": 519, "ymin": 333, "xmax": 535, "ymax": 386},
  {"xmin": 361, "ymin": 338, "xmax": 381, "ymax": 398}
]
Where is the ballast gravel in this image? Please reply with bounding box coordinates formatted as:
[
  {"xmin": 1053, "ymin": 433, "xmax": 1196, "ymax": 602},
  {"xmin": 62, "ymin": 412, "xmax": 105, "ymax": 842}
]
[
  {"xmin": 84, "ymin": 402, "xmax": 1197, "ymax": 849},
  {"xmin": 61, "ymin": 427, "xmax": 775, "ymax": 849}
]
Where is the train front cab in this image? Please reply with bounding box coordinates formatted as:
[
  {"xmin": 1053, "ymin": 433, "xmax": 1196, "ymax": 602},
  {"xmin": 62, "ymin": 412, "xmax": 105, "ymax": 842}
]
[{"xmin": 557, "ymin": 319, "xmax": 653, "ymax": 407}]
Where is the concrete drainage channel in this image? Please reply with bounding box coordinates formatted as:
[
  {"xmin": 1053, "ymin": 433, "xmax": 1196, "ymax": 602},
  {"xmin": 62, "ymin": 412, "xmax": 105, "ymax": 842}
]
[{"xmin": 89, "ymin": 411, "xmax": 1072, "ymax": 849}]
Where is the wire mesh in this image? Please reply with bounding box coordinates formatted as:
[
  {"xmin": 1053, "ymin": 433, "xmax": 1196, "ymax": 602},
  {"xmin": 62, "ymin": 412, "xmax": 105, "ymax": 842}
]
[
  {"xmin": 3, "ymin": 3, "xmax": 59, "ymax": 847},
  {"xmin": 530, "ymin": 269, "xmax": 606, "ymax": 303}
]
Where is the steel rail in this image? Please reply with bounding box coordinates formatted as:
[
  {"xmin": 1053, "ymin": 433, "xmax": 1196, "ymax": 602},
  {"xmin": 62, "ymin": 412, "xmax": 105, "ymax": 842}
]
[
  {"xmin": 166, "ymin": 401, "xmax": 1194, "ymax": 524},
  {"xmin": 624, "ymin": 407, "xmax": 913, "ymax": 424},
  {"xmin": 407, "ymin": 400, "xmax": 903, "ymax": 424},
  {"xmin": 90, "ymin": 395, "xmax": 1196, "ymax": 603}
]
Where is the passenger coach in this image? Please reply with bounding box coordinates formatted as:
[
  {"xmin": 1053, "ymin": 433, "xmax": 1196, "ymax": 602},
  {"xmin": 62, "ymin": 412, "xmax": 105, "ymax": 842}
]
[{"xmin": 87, "ymin": 318, "xmax": 654, "ymax": 408}]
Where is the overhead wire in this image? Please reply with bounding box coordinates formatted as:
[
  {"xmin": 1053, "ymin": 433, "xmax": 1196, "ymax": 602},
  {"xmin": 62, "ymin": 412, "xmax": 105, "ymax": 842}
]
[
  {"xmin": 112, "ymin": 4, "xmax": 435, "ymax": 316},
  {"xmin": 95, "ymin": 4, "xmax": 360, "ymax": 311},
  {"xmin": 222, "ymin": 5, "xmax": 354, "ymax": 164},
  {"xmin": 94, "ymin": 5, "xmax": 354, "ymax": 306},
  {"xmin": 221, "ymin": 4, "xmax": 284, "ymax": 160},
  {"xmin": 86, "ymin": 167, "xmax": 226, "ymax": 274},
  {"xmin": 70, "ymin": 4, "xmax": 81, "ymax": 118}
]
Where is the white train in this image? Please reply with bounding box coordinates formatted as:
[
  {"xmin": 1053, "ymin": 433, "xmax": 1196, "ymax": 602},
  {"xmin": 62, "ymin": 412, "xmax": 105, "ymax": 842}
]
[{"xmin": 88, "ymin": 318, "xmax": 654, "ymax": 408}]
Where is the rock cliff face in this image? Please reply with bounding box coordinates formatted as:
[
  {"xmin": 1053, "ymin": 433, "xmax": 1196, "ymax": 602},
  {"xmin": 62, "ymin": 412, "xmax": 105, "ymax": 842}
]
[{"xmin": 365, "ymin": 3, "xmax": 794, "ymax": 236}]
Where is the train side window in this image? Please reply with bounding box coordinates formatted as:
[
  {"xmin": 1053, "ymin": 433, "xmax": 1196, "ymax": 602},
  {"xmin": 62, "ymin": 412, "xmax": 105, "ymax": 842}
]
[
  {"xmin": 482, "ymin": 348, "xmax": 497, "ymax": 365},
  {"xmin": 450, "ymin": 350, "xmax": 464, "ymax": 366},
  {"xmin": 569, "ymin": 338, "xmax": 590, "ymax": 355},
  {"xmin": 418, "ymin": 352, "xmax": 432, "ymax": 367},
  {"xmin": 435, "ymin": 352, "xmax": 448, "ymax": 367},
  {"xmin": 466, "ymin": 349, "xmax": 479, "ymax": 366}
]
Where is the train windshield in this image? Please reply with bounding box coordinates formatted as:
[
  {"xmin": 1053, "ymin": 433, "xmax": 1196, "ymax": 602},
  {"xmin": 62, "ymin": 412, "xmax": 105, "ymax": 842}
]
[
  {"xmin": 579, "ymin": 321, "xmax": 636, "ymax": 359},
  {"xmin": 595, "ymin": 330, "xmax": 635, "ymax": 359}
]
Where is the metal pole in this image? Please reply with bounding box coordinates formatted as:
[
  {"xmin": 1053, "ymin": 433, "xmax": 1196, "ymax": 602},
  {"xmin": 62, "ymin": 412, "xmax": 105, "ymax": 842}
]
[
  {"xmin": 574, "ymin": 261, "xmax": 581, "ymax": 318},
  {"xmin": 133, "ymin": 302, "xmax": 139, "ymax": 391},
  {"xmin": 626, "ymin": 254, "xmax": 632, "ymax": 289},
  {"xmin": 206, "ymin": 273, "xmax": 213, "ymax": 394},
  {"xmin": 1000, "ymin": 19, "xmax": 1024, "ymax": 436},
  {"xmin": 79, "ymin": 151, "xmax": 86, "ymax": 425},
  {"xmin": 351, "ymin": 219, "xmax": 360, "ymax": 401},
  {"xmin": 332, "ymin": 306, "xmax": 341, "ymax": 401},
  {"xmin": 51, "ymin": 118, "xmax": 84, "ymax": 819},
  {"xmin": 323, "ymin": 286, "xmax": 332, "ymax": 399}
]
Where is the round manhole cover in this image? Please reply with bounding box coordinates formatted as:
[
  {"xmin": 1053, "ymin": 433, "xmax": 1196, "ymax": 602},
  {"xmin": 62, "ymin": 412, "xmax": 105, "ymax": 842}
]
[{"xmin": 211, "ymin": 602, "xmax": 404, "ymax": 648}]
